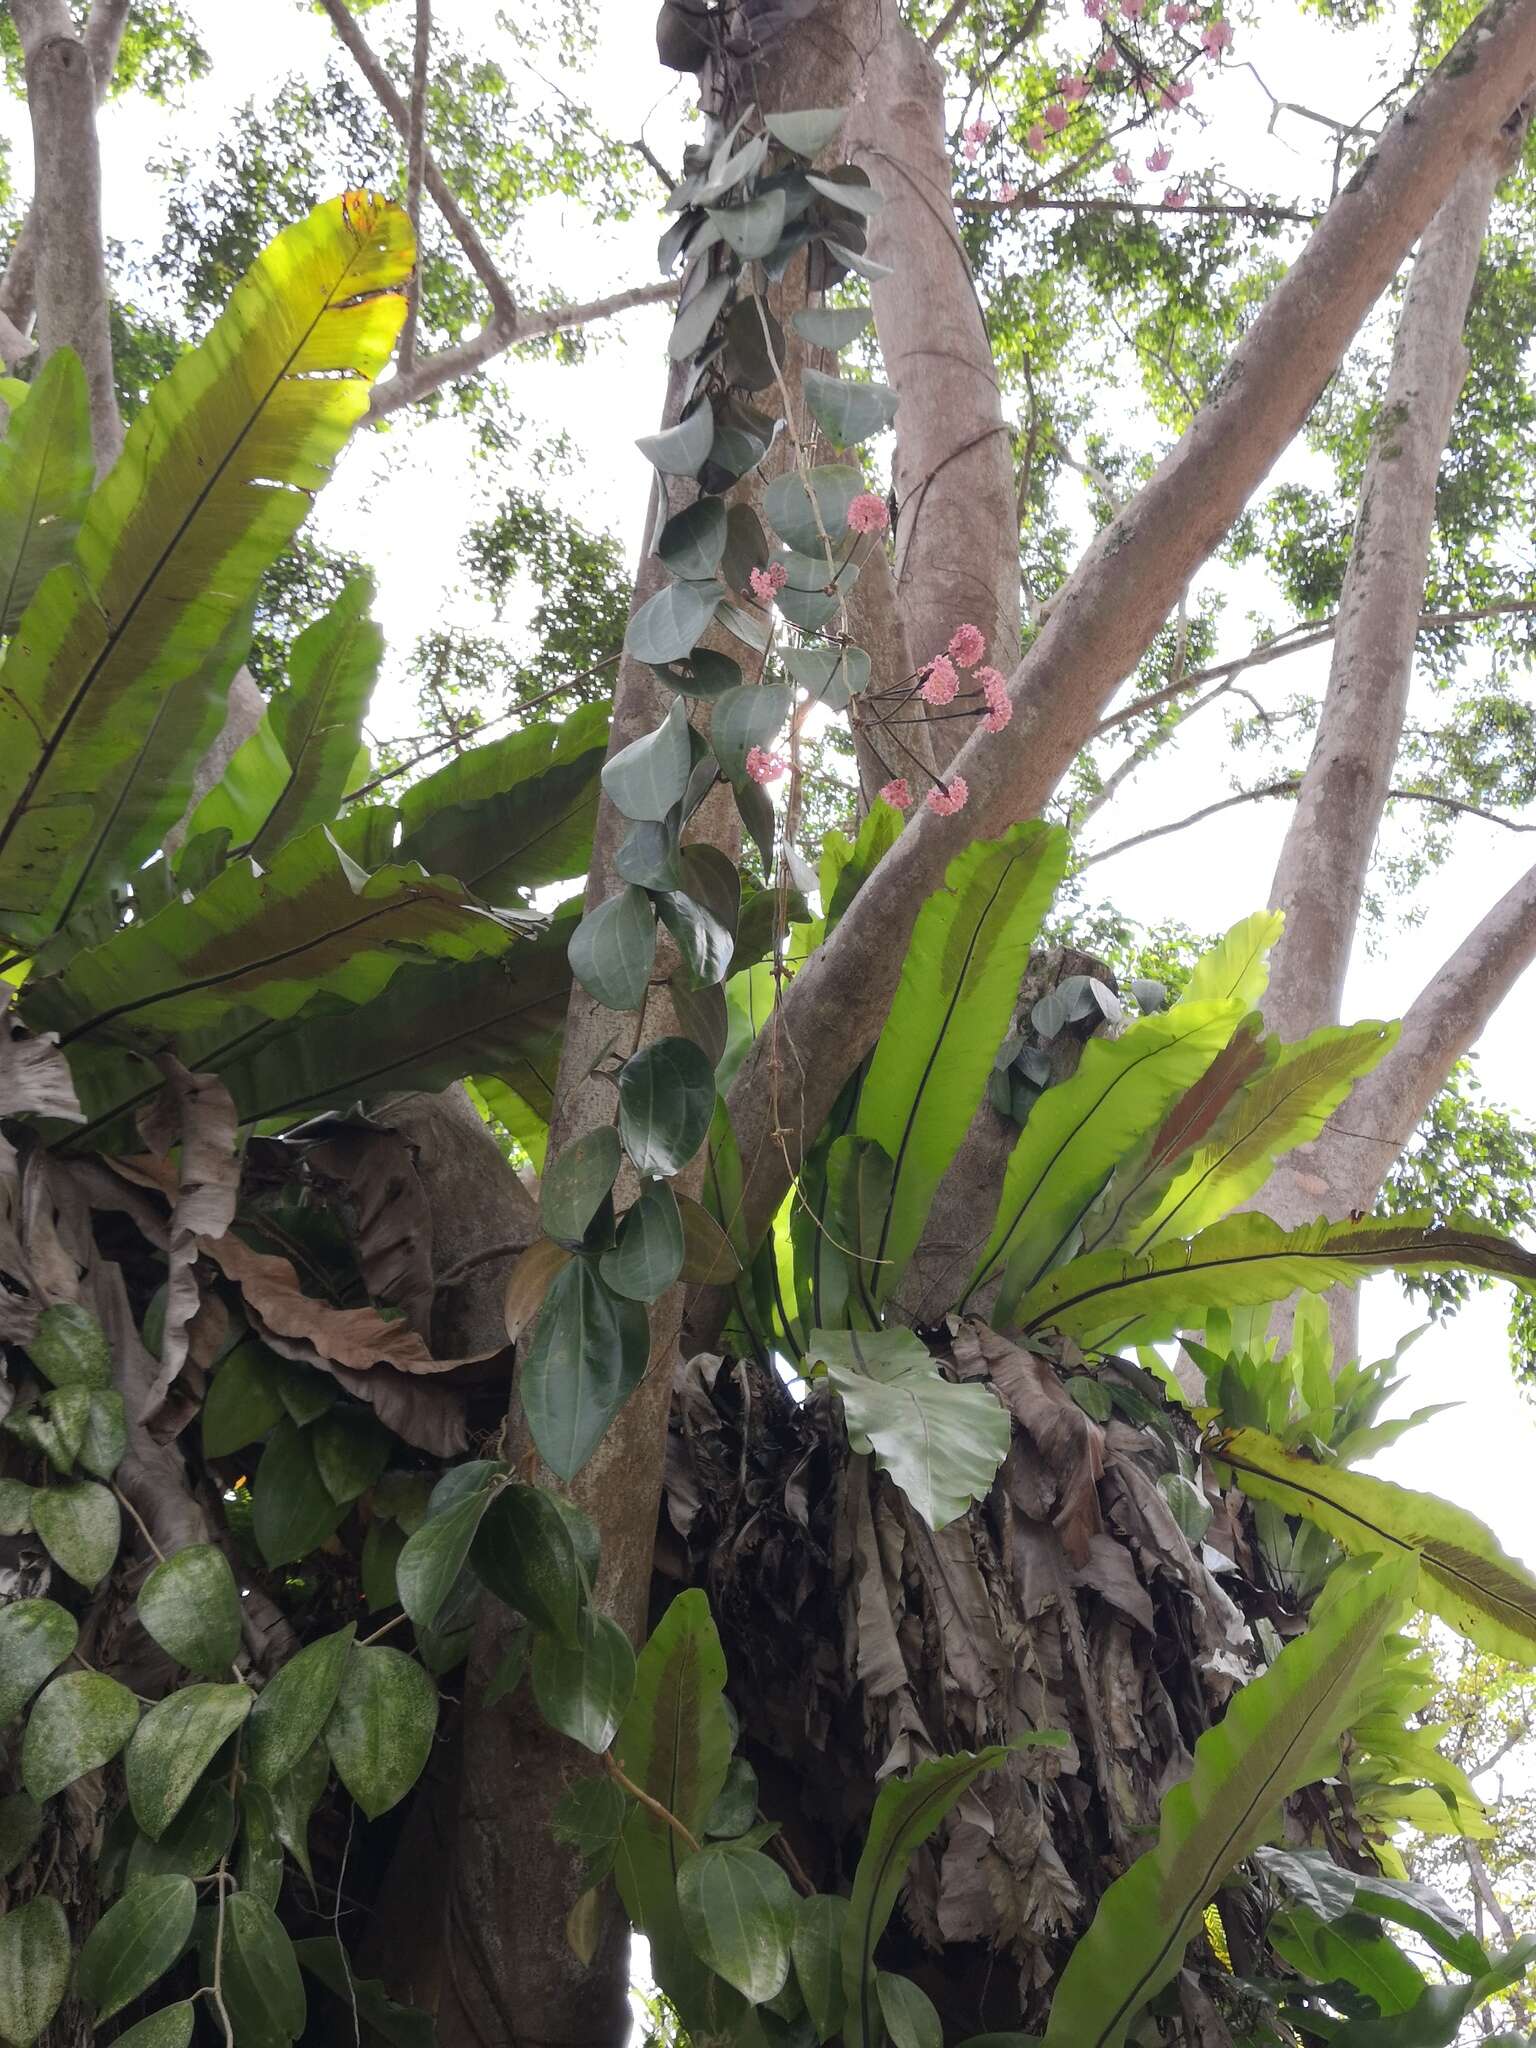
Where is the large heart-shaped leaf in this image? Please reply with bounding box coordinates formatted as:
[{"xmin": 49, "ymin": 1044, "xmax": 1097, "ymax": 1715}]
[
  {"xmin": 708, "ymin": 189, "xmax": 788, "ymax": 259},
  {"xmin": 791, "ymin": 305, "xmax": 871, "ymax": 350},
  {"xmin": 618, "ymin": 1035, "xmax": 716, "ymax": 1177},
  {"xmin": 762, "ymin": 465, "xmax": 861, "ymax": 553},
  {"xmin": 710, "ymin": 683, "xmax": 794, "ymax": 787},
  {"xmin": 625, "ymin": 578, "xmax": 721, "ymax": 665},
  {"xmin": 637, "ymin": 401, "xmax": 715, "ymax": 476},
  {"xmin": 602, "ymin": 697, "xmax": 694, "ymax": 823},
  {"xmin": 568, "ymin": 886, "xmax": 657, "ymax": 1013},
  {"xmin": 801, "ymin": 370, "xmax": 898, "ymax": 447},
  {"xmin": 657, "ymin": 499, "xmax": 728, "ymax": 579},
  {"xmin": 763, "ymin": 107, "xmax": 847, "ymax": 155},
  {"xmin": 519, "ymin": 1259, "xmax": 651, "ymax": 1479},
  {"xmin": 252, "ymin": 1415, "xmax": 349, "ymax": 1567}
]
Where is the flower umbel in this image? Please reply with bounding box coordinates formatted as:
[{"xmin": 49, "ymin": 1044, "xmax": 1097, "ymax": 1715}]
[
  {"xmin": 748, "ymin": 563, "xmax": 788, "ymax": 606},
  {"xmin": 848, "ymin": 492, "xmax": 890, "ymax": 536},
  {"xmin": 949, "ymin": 623, "xmax": 986, "ymax": 669},
  {"xmin": 920, "ymin": 655, "xmax": 959, "ymax": 706},
  {"xmin": 1146, "ymin": 143, "xmax": 1172, "ymax": 172},
  {"xmin": 746, "ymin": 746, "xmax": 786, "ymax": 785},
  {"xmin": 878, "ymin": 777, "xmax": 912, "ymax": 810},
  {"xmin": 977, "ymin": 667, "xmax": 1012, "ymax": 733},
  {"xmin": 927, "ymin": 776, "xmax": 970, "ymax": 817}
]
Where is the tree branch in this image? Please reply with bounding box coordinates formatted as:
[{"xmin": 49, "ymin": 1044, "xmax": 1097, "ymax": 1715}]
[
  {"xmin": 709, "ymin": 0, "xmax": 1536, "ymax": 1297},
  {"xmin": 1263, "ymin": 133, "xmax": 1520, "ymax": 1041},
  {"xmin": 15, "ymin": 0, "xmax": 123, "ymax": 470},
  {"xmin": 366, "ymin": 278, "xmax": 678, "ymax": 421},
  {"xmin": 319, "ymin": 0, "xmax": 519, "ymax": 328},
  {"xmin": 966, "ymin": 194, "xmax": 1320, "ymax": 224},
  {"xmin": 399, "ymin": 0, "xmax": 431, "ymax": 374}
]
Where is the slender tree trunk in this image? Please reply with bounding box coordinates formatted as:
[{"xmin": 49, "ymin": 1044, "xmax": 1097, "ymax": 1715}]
[
  {"xmin": 1262, "ymin": 130, "xmax": 1523, "ymax": 1044},
  {"xmin": 15, "ymin": 0, "xmax": 123, "ymax": 471}
]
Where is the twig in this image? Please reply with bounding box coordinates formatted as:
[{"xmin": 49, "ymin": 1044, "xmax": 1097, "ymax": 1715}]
[
  {"xmin": 925, "ymin": 0, "xmax": 969, "ymax": 51},
  {"xmin": 967, "ymin": 194, "xmax": 1318, "ymax": 224},
  {"xmin": 603, "ymin": 1753, "xmax": 701, "ymax": 1855},
  {"xmin": 114, "ymin": 1482, "xmax": 168, "ymax": 1564}
]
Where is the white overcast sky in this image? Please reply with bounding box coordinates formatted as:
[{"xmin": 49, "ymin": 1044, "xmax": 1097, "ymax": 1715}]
[{"xmin": 9, "ymin": 2, "xmax": 1536, "ymax": 1570}]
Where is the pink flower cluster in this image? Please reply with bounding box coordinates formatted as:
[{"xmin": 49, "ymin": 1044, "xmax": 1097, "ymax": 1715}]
[
  {"xmin": 1166, "ymin": 2, "xmax": 1194, "ymax": 22},
  {"xmin": 1058, "ymin": 71, "xmax": 1090, "ymax": 101},
  {"xmin": 962, "ymin": 116, "xmax": 994, "ymax": 161},
  {"xmin": 1083, "ymin": 0, "xmax": 1108, "ymax": 17},
  {"xmin": 1202, "ymin": 18, "xmax": 1233, "ymax": 55},
  {"xmin": 927, "ymin": 776, "xmax": 970, "ymax": 818},
  {"xmin": 1113, "ymin": 160, "xmax": 1135, "ymax": 187},
  {"xmin": 1164, "ymin": 184, "xmax": 1189, "ymax": 207},
  {"xmin": 878, "ymin": 778, "xmax": 911, "ymax": 810},
  {"xmin": 1027, "ymin": 122, "xmax": 1048, "ymax": 152},
  {"xmin": 949, "ymin": 622, "xmax": 986, "ymax": 668},
  {"xmin": 847, "ymin": 491, "xmax": 889, "ymax": 536},
  {"xmin": 1146, "ymin": 143, "xmax": 1172, "ymax": 172},
  {"xmin": 920, "ymin": 655, "xmax": 959, "ymax": 707},
  {"xmin": 748, "ymin": 562, "xmax": 787, "ymax": 607},
  {"xmin": 978, "ymin": 666, "xmax": 1012, "ymax": 733},
  {"xmin": 746, "ymin": 746, "xmax": 786, "ymax": 785}
]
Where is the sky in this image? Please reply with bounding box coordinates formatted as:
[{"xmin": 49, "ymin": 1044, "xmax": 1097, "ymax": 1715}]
[{"xmin": 11, "ymin": 0, "xmax": 1536, "ymax": 1648}]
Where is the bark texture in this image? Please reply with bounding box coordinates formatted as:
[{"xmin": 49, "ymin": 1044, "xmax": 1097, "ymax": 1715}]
[
  {"xmin": 714, "ymin": 0, "xmax": 1536, "ymax": 1286},
  {"xmin": 1262, "ymin": 135, "xmax": 1521, "ymax": 1043}
]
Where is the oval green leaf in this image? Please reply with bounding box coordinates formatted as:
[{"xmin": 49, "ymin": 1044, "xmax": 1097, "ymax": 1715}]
[
  {"xmin": 137, "ymin": 1543, "xmax": 242, "ymax": 1678},
  {"xmin": 531, "ymin": 1610, "xmax": 637, "ymax": 1753},
  {"xmin": 0, "ymin": 1599, "xmax": 77, "ymax": 1725},
  {"xmin": 600, "ymin": 1182, "xmax": 686, "ymax": 1303},
  {"xmin": 75, "ymin": 1874, "xmax": 195, "ymax": 2023},
  {"xmin": 396, "ymin": 1488, "xmax": 493, "ymax": 1632},
  {"xmin": 793, "ymin": 1892, "xmax": 849, "ymax": 2043},
  {"xmin": 32, "ymin": 1478, "xmax": 119, "ymax": 1588},
  {"xmin": 220, "ymin": 1891, "xmax": 306, "ymax": 2043},
  {"xmin": 542, "ymin": 1125, "xmax": 623, "ymax": 1250},
  {"xmin": 246, "ymin": 1623, "xmax": 356, "ymax": 1789},
  {"xmin": 113, "ymin": 2005, "xmax": 196, "ymax": 2048},
  {"xmin": 21, "ymin": 1670, "xmax": 138, "ymax": 1800},
  {"xmin": 877, "ymin": 1972, "xmax": 943, "ymax": 2048},
  {"xmin": 677, "ymin": 1843, "xmax": 796, "ymax": 2003},
  {"xmin": 0, "ymin": 1894, "xmax": 69, "ymax": 2046},
  {"xmin": 201, "ymin": 1335, "xmax": 290, "ymax": 1456},
  {"xmin": 471, "ymin": 1481, "xmax": 586, "ymax": 1643},
  {"xmin": 636, "ymin": 400, "xmax": 714, "ymax": 477},
  {"xmin": 518, "ymin": 1259, "xmax": 651, "ymax": 1481},
  {"xmin": 125, "ymin": 1777, "xmax": 236, "ymax": 1884},
  {"xmin": 323, "ymin": 1644, "xmax": 438, "ymax": 1822},
  {"xmin": 657, "ymin": 498, "xmax": 728, "ymax": 580},
  {"xmin": 710, "ymin": 682, "xmax": 793, "ymax": 787},
  {"xmin": 252, "ymin": 1415, "xmax": 348, "ymax": 1567},
  {"xmin": 618, "ymin": 1034, "xmax": 716, "ymax": 1178},
  {"xmin": 28, "ymin": 1299, "xmax": 111, "ymax": 1388},
  {"xmin": 125, "ymin": 1682, "xmax": 252, "ymax": 1839}
]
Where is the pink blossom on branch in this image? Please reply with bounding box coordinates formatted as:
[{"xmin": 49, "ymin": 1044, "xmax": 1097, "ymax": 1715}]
[
  {"xmin": 1202, "ymin": 18, "xmax": 1233, "ymax": 55},
  {"xmin": 948, "ymin": 622, "xmax": 986, "ymax": 668},
  {"xmin": 1044, "ymin": 102, "xmax": 1071, "ymax": 132},
  {"xmin": 1164, "ymin": 183, "xmax": 1190, "ymax": 207},
  {"xmin": 920, "ymin": 655, "xmax": 959, "ymax": 706},
  {"xmin": 1113, "ymin": 159, "xmax": 1135, "ymax": 187},
  {"xmin": 1172, "ymin": 76, "xmax": 1195, "ymax": 101},
  {"xmin": 977, "ymin": 667, "xmax": 1012, "ymax": 733},
  {"xmin": 962, "ymin": 116, "xmax": 994, "ymax": 160},
  {"xmin": 1165, "ymin": 1, "xmax": 1193, "ymax": 22},
  {"xmin": 1096, "ymin": 46, "xmax": 1119, "ymax": 71},
  {"xmin": 878, "ymin": 777, "xmax": 911, "ymax": 810},
  {"xmin": 1146, "ymin": 143, "xmax": 1172, "ymax": 171},
  {"xmin": 748, "ymin": 563, "xmax": 787, "ymax": 606},
  {"xmin": 999, "ymin": 181, "xmax": 1019, "ymax": 204},
  {"xmin": 926, "ymin": 775, "xmax": 970, "ymax": 818},
  {"xmin": 1026, "ymin": 122, "xmax": 1048, "ymax": 153},
  {"xmin": 1059, "ymin": 72, "xmax": 1090, "ymax": 101},
  {"xmin": 1083, "ymin": 0, "xmax": 1108, "ymax": 17},
  {"xmin": 746, "ymin": 746, "xmax": 786, "ymax": 785},
  {"xmin": 1122, "ymin": 0, "xmax": 1145, "ymax": 17},
  {"xmin": 847, "ymin": 492, "xmax": 889, "ymax": 536}
]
